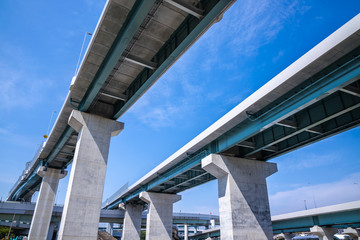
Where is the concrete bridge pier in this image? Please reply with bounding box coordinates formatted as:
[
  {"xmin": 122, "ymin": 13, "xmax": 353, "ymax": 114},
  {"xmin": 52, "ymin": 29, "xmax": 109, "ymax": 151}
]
[
  {"xmin": 119, "ymin": 203, "xmax": 144, "ymax": 240},
  {"xmin": 139, "ymin": 191, "xmax": 181, "ymax": 240},
  {"xmin": 57, "ymin": 110, "xmax": 124, "ymax": 240},
  {"xmin": 310, "ymin": 225, "xmax": 337, "ymax": 240},
  {"xmin": 28, "ymin": 166, "xmax": 67, "ymax": 240},
  {"xmin": 184, "ymin": 224, "xmax": 188, "ymax": 240},
  {"xmin": 202, "ymin": 154, "xmax": 277, "ymax": 240},
  {"xmin": 343, "ymin": 227, "xmax": 360, "ymax": 239},
  {"xmin": 47, "ymin": 222, "xmax": 59, "ymax": 240}
]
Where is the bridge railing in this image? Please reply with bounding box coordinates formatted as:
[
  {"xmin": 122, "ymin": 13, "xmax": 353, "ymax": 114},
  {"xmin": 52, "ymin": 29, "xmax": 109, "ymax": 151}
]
[
  {"xmin": 102, "ymin": 182, "xmax": 129, "ymax": 209},
  {"xmin": 8, "ymin": 142, "xmax": 45, "ymax": 198}
]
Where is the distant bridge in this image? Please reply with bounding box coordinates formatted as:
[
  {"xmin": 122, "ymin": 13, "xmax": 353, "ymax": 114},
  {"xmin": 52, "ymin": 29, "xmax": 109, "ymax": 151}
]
[
  {"xmin": 189, "ymin": 201, "xmax": 360, "ymax": 240},
  {"xmin": 0, "ymin": 201, "xmax": 218, "ymax": 227}
]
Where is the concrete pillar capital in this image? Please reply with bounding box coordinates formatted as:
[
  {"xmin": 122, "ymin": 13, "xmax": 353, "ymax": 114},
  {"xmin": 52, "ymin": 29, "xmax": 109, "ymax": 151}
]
[
  {"xmin": 343, "ymin": 227, "xmax": 360, "ymax": 239},
  {"xmin": 68, "ymin": 110, "xmax": 124, "ymax": 137},
  {"xmin": 119, "ymin": 202, "xmax": 145, "ymax": 211},
  {"xmin": 139, "ymin": 191, "xmax": 181, "ymax": 204},
  {"xmin": 202, "ymin": 154, "xmax": 277, "ymax": 180},
  {"xmin": 37, "ymin": 166, "xmax": 67, "ymax": 179},
  {"xmin": 310, "ymin": 225, "xmax": 337, "ymax": 240}
]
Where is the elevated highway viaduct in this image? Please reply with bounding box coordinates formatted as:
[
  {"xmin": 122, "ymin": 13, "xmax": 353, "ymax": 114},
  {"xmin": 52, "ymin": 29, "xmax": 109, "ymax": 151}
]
[
  {"xmin": 102, "ymin": 13, "xmax": 360, "ymax": 240},
  {"xmin": 2, "ymin": 201, "xmax": 359, "ymax": 239},
  {"xmin": 7, "ymin": 0, "xmax": 237, "ymax": 239},
  {"xmin": 189, "ymin": 201, "xmax": 360, "ymax": 240},
  {"xmin": 7, "ymin": 1, "xmax": 360, "ymax": 239},
  {"xmin": 0, "ymin": 201, "xmax": 219, "ymax": 239}
]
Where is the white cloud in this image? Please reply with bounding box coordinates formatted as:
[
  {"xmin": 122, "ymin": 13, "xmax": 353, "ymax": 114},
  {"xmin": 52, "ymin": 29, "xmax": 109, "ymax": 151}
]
[
  {"xmin": 200, "ymin": 0, "xmax": 308, "ymax": 58},
  {"xmin": 277, "ymin": 152, "xmax": 341, "ymax": 171},
  {"xmin": 127, "ymin": 0, "xmax": 310, "ymax": 128},
  {"xmin": 0, "ymin": 45, "xmax": 53, "ymax": 110},
  {"xmin": 269, "ymin": 172, "xmax": 360, "ymax": 215}
]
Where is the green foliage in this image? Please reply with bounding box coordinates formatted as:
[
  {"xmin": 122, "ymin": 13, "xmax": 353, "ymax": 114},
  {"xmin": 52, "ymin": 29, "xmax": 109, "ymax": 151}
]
[
  {"xmin": 140, "ymin": 230, "xmax": 146, "ymax": 240},
  {"xmin": 0, "ymin": 226, "xmax": 14, "ymax": 239}
]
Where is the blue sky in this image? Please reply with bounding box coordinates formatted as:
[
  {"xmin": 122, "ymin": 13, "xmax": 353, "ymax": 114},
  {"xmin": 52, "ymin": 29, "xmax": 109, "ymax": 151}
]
[{"xmin": 0, "ymin": 0, "xmax": 360, "ymax": 216}]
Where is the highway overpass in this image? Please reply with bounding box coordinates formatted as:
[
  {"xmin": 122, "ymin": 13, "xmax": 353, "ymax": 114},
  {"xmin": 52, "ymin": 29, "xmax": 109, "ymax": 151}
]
[
  {"xmin": 100, "ymin": 13, "xmax": 360, "ymax": 240},
  {"xmin": 189, "ymin": 201, "xmax": 360, "ymax": 240},
  {"xmin": 6, "ymin": 0, "xmax": 237, "ymax": 239},
  {"xmin": 8, "ymin": 0, "xmax": 236, "ymax": 203},
  {"xmin": 104, "ymin": 13, "xmax": 360, "ymax": 209},
  {"xmin": 0, "ymin": 201, "xmax": 218, "ymax": 227},
  {"xmin": 2, "ymin": 201, "xmax": 358, "ymax": 239},
  {"xmin": 0, "ymin": 201, "xmax": 218, "ymax": 239},
  {"xmin": 6, "ymin": 0, "xmax": 360, "ymax": 239}
]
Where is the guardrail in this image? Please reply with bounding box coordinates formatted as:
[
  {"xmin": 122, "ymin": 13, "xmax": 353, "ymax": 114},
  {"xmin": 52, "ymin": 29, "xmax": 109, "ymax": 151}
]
[
  {"xmin": 8, "ymin": 142, "xmax": 45, "ymax": 199},
  {"xmin": 102, "ymin": 182, "xmax": 129, "ymax": 209}
]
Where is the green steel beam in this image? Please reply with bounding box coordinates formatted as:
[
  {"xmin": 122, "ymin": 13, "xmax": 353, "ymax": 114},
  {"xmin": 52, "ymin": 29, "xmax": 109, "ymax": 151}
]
[
  {"xmin": 272, "ymin": 209, "xmax": 360, "ymax": 233},
  {"xmin": 46, "ymin": 126, "xmax": 74, "ymax": 165},
  {"xmin": 105, "ymin": 48, "xmax": 360, "ymax": 206},
  {"xmin": 112, "ymin": 0, "xmax": 234, "ymax": 119},
  {"xmin": 215, "ymin": 53, "xmax": 360, "ymax": 156},
  {"xmin": 79, "ymin": 0, "xmax": 156, "ymax": 111},
  {"xmin": 244, "ymin": 93, "xmax": 360, "ymax": 157},
  {"xmin": 43, "ymin": 0, "xmax": 156, "ymax": 168}
]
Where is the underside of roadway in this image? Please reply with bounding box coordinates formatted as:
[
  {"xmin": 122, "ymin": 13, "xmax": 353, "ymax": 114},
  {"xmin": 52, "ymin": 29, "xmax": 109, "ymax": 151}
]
[{"xmin": 8, "ymin": 0, "xmax": 237, "ymax": 201}]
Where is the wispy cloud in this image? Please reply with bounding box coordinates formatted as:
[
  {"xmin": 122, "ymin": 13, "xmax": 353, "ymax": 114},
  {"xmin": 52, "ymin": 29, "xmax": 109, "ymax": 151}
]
[
  {"xmin": 0, "ymin": 126, "xmax": 42, "ymax": 150},
  {"xmin": 200, "ymin": 0, "xmax": 309, "ymax": 58},
  {"xmin": 0, "ymin": 44, "xmax": 53, "ymax": 110},
  {"xmin": 269, "ymin": 172, "xmax": 360, "ymax": 215},
  {"xmin": 277, "ymin": 152, "xmax": 340, "ymax": 170},
  {"xmin": 127, "ymin": 0, "xmax": 310, "ymax": 128}
]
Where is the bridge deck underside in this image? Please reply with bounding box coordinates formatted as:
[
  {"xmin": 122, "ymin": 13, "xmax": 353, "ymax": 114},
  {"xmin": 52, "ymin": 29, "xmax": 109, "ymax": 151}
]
[
  {"xmin": 110, "ymin": 46, "xmax": 360, "ymax": 207},
  {"xmin": 272, "ymin": 209, "xmax": 360, "ymax": 234},
  {"xmin": 9, "ymin": 0, "xmax": 236, "ymax": 201}
]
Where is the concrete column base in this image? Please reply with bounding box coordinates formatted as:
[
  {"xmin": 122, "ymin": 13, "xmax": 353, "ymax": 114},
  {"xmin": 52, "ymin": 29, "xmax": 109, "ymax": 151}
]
[
  {"xmin": 57, "ymin": 110, "xmax": 124, "ymax": 240},
  {"xmin": 28, "ymin": 167, "xmax": 67, "ymax": 240},
  {"xmin": 343, "ymin": 227, "xmax": 360, "ymax": 240},
  {"xmin": 140, "ymin": 192, "xmax": 181, "ymax": 240},
  {"xmin": 119, "ymin": 203, "xmax": 144, "ymax": 240},
  {"xmin": 202, "ymin": 154, "xmax": 277, "ymax": 240},
  {"xmin": 310, "ymin": 225, "xmax": 337, "ymax": 240}
]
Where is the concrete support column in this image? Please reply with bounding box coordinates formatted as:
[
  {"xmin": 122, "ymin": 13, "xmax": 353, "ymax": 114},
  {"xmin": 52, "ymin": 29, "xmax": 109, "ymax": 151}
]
[
  {"xmin": 310, "ymin": 225, "xmax": 337, "ymax": 240},
  {"xmin": 46, "ymin": 222, "xmax": 58, "ymax": 240},
  {"xmin": 343, "ymin": 227, "xmax": 360, "ymax": 240},
  {"xmin": 28, "ymin": 167, "xmax": 67, "ymax": 240},
  {"xmin": 139, "ymin": 192, "xmax": 181, "ymax": 240},
  {"xmin": 106, "ymin": 223, "xmax": 113, "ymax": 236},
  {"xmin": 210, "ymin": 219, "xmax": 215, "ymax": 229},
  {"xmin": 184, "ymin": 224, "xmax": 188, "ymax": 240},
  {"xmin": 57, "ymin": 110, "xmax": 124, "ymax": 240},
  {"xmin": 119, "ymin": 203, "xmax": 144, "ymax": 240},
  {"xmin": 201, "ymin": 154, "xmax": 277, "ymax": 240}
]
